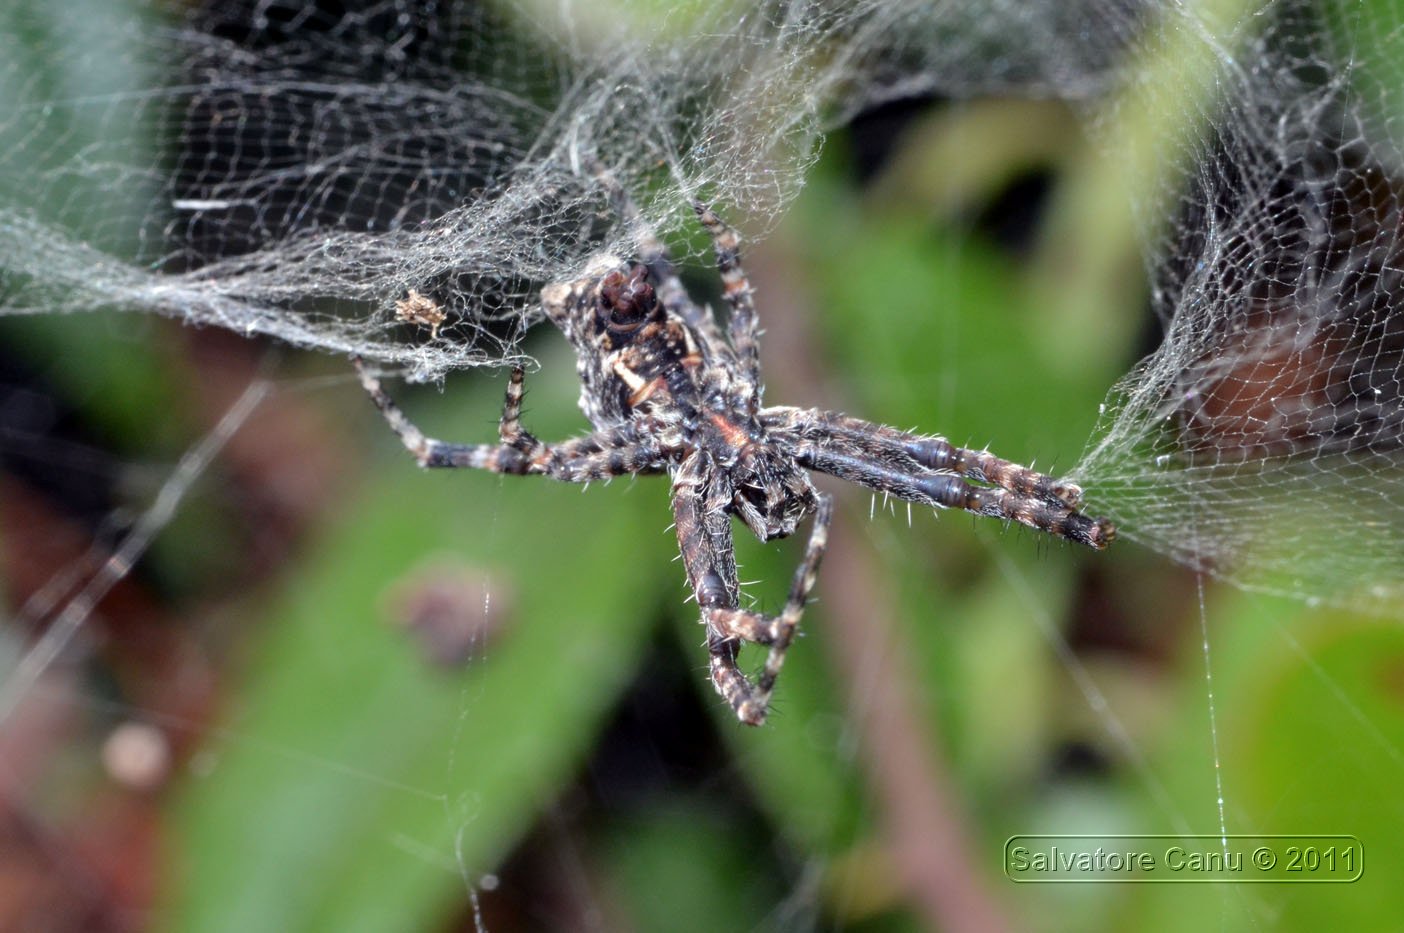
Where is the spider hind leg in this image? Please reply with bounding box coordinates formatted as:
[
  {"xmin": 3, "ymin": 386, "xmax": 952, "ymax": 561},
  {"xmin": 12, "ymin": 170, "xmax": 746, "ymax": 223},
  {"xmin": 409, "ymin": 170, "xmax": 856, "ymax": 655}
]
[{"xmin": 693, "ymin": 198, "xmax": 762, "ymax": 412}]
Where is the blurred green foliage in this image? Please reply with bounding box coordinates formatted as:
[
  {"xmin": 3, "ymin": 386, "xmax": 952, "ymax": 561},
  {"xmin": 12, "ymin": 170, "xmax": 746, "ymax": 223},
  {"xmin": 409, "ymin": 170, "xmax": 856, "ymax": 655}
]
[{"xmin": 169, "ymin": 355, "xmax": 674, "ymax": 931}]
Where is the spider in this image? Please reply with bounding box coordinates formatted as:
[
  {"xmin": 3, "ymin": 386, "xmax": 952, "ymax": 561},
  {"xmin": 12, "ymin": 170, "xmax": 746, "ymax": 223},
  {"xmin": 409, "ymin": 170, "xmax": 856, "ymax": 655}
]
[{"xmin": 355, "ymin": 184, "xmax": 1115, "ymax": 726}]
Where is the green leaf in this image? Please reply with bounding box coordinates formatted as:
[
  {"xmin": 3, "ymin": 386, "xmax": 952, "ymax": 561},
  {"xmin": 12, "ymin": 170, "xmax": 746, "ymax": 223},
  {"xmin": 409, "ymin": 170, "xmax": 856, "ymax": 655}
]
[{"xmin": 168, "ymin": 359, "xmax": 673, "ymax": 932}]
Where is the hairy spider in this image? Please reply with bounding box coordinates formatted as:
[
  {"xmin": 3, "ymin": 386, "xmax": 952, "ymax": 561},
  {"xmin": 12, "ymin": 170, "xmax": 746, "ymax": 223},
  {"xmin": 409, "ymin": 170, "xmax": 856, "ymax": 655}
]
[{"xmin": 355, "ymin": 186, "xmax": 1114, "ymax": 726}]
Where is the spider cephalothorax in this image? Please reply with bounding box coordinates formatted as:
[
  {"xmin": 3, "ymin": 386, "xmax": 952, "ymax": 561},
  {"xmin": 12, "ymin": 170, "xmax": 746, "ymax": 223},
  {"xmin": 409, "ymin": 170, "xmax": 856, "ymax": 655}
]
[{"xmin": 357, "ymin": 184, "xmax": 1114, "ymax": 726}]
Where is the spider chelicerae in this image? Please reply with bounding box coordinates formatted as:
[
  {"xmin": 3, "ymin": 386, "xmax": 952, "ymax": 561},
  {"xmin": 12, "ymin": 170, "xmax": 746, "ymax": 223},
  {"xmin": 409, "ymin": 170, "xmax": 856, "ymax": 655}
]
[{"xmin": 355, "ymin": 184, "xmax": 1115, "ymax": 726}]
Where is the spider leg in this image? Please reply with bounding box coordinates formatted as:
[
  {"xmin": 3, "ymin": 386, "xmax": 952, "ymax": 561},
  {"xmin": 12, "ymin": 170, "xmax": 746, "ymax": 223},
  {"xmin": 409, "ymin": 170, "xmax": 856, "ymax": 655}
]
[
  {"xmin": 693, "ymin": 199, "xmax": 761, "ymax": 412},
  {"xmin": 670, "ymin": 454, "xmax": 749, "ymax": 716},
  {"xmin": 355, "ymin": 359, "xmax": 666, "ymax": 481},
  {"xmin": 760, "ymin": 406, "xmax": 1085, "ymax": 507},
  {"xmin": 670, "ymin": 453, "xmax": 831, "ymax": 725},
  {"xmin": 772, "ymin": 420, "xmax": 1114, "ymax": 548},
  {"xmin": 752, "ymin": 493, "xmax": 830, "ymax": 703},
  {"xmin": 496, "ymin": 364, "xmax": 536, "ymax": 452}
]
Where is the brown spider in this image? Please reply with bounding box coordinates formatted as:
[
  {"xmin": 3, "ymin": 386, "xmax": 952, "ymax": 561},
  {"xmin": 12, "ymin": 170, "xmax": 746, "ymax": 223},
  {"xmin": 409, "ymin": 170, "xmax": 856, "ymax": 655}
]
[{"xmin": 355, "ymin": 185, "xmax": 1114, "ymax": 726}]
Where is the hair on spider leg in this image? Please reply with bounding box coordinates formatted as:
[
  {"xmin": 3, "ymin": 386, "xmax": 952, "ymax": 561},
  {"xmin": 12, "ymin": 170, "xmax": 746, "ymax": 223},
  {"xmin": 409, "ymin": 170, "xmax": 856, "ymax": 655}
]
[{"xmin": 357, "ymin": 189, "xmax": 1114, "ymax": 726}]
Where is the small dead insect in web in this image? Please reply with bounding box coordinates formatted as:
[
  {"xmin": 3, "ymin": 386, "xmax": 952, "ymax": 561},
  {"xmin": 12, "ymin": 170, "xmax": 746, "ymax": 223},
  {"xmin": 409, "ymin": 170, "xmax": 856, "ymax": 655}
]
[
  {"xmin": 394, "ymin": 289, "xmax": 447, "ymax": 339},
  {"xmin": 355, "ymin": 181, "xmax": 1115, "ymax": 726}
]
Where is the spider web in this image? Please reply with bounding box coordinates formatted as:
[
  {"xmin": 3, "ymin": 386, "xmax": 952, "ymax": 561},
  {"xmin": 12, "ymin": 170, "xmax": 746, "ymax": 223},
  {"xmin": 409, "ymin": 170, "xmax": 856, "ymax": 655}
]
[
  {"xmin": 3, "ymin": 0, "xmax": 1399, "ymax": 613},
  {"xmin": 1070, "ymin": 0, "xmax": 1404, "ymax": 616},
  {"xmin": 0, "ymin": 0, "xmax": 1134, "ymax": 381},
  {"xmin": 2, "ymin": 0, "xmax": 1404, "ymax": 928}
]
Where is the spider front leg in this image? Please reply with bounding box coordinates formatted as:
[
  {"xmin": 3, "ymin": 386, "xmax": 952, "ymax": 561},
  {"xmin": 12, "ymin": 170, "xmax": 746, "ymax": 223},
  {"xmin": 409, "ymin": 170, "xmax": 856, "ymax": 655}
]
[
  {"xmin": 761, "ymin": 407, "xmax": 1085, "ymax": 508},
  {"xmin": 354, "ymin": 358, "xmax": 665, "ymax": 480},
  {"xmin": 670, "ymin": 453, "xmax": 832, "ymax": 725},
  {"xmin": 767, "ymin": 409, "xmax": 1115, "ymax": 549}
]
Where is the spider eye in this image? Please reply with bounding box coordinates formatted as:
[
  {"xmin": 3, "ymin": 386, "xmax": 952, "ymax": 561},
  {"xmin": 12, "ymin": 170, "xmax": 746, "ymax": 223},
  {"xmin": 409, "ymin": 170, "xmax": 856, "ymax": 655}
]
[{"xmin": 597, "ymin": 266, "xmax": 659, "ymax": 333}]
